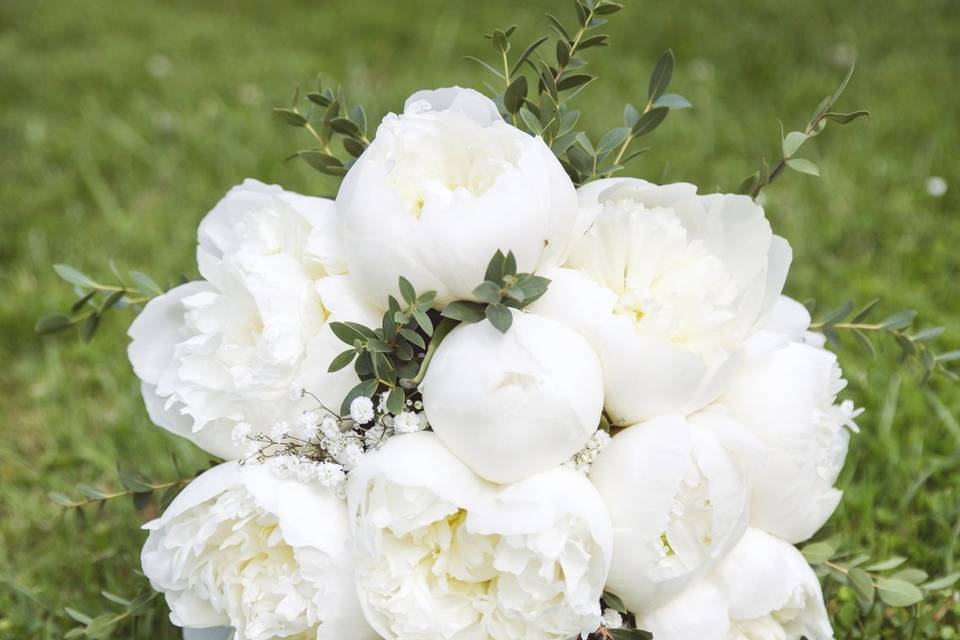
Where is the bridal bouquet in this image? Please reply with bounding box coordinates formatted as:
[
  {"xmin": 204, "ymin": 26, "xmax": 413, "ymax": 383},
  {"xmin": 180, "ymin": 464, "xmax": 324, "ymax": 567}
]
[{"xmin": 40, "ymin": 2, "xmax": 960, "ymax": 640}]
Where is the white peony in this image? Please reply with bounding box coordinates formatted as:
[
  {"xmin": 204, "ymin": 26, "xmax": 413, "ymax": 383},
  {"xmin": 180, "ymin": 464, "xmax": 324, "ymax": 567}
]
[
  {"xmin": 637, "ymin": 528, "xmax": 834, "ymax": 640},
  {"xmin": 421, "ymin": 310, "xmax": 604, "ymax": 483},
  {"xmin": 337, "ymin": 87, "xmax": 578, "ymax": 308},
  {"xmin": 532, "ymin": 178, "xmax": 792, "ymax": 424},
  {"xmin": 346, "ymin": 432, "xmax": 613, "ymax": 640},
  {"xmin": 128, "ymin": 179, "xmax": 376, "ymax": 459},
  {"xmin": 141, "ymin": 461, "xmax": 377, "ymax": 640},
  {"xmin": 717, "ymin": 338, "xmax": 860, "ymax": 543},
  {"xmin": 588, "ymin": 413, "xmax": 751, "ymax": 612}
]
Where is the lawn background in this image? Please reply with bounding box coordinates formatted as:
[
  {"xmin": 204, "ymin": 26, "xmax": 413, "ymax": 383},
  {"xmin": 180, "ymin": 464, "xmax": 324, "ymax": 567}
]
[{"xmin": 1, "ymin": 0, "xmax": 958, "ymax": 638}]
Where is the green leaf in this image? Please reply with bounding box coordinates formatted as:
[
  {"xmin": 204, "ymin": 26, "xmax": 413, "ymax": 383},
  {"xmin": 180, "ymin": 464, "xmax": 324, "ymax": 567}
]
[
  {"xmin": 611, "ymin": 629, "xmax": 653, "ymax": 640},
  {"xmin": 852, "ymin": 329, "xmax": 877, "ymax": 358},
  {"xmin": 272, "ymin": 107, "xmax": 307, "ymax": 127},
  {"xmin": 463, "ymin": 55, "xmax": 504, "ymax": 79},
  {"xmin": 340, "ymin": 379, "xmax": 380, "ymax": 416},
  {"xmin": 921, "ymin": 572, "xmax": 960, "ymax": 591},
  {"xmin": 49, "ymin": 491, "xmax": 77, "ymax": 507},
  {"xmin": 652, "ymin": 93, "xmax": 692, "ymax": 110},
  {"xmin": 53, "ymin": 264, "xmax": 98, "ymax": 288},
  {"xmin": 80, "ymin": 313, "xmax": 100, "ymax": 343},
  {"xmin": 132, "ymin": 491, "xmax": 153, "ymax": 510},
  {"xmin": 441, "ymin": 301, "xmax": 487, "ymax": 324},
  {"xmin": 511, "ymin": 36, "xmax": 549, "ymax": 77},
  {"xmin": 366, "ymin": 338, "xmax": 392, "ymax": 353},
  {"xmin": 545, "ymin": 13, "xmax": 570, "ymax": 41},
  {"xmin": 782, "ymin": 131, "xmax": 808, "ymax": 157},
  {"xmin": 852, "ymin": 299, "xmax": 879, "ymax": 322},
  {"xmin": 398, "ymin": 327, "xmax": 426, "ymax": 349},
  {"xmin": 518, "ymin": 108, "xmax": 543, "ymax": 134},
  {"xmin": 801, "ymin": 541, "xmax": 837, "ymax": 565},
  {"xmin": 647, "ymin": 49, "xmax": 674, "ymax": 102},
  {"xmin": 557, "ymin": 73, "xmax": 593, "ymax": 91},
  {"xmin": 879, "ymin": 310, "xmax": 917, "ymax": 331},
  {"xmin": 578, "ymin": 34, "xmax": 609, "ymax": 50},
  {"xmin": 502, "ymin": 251, "xmax": 517, "ymax": 277},
  {"xmin": 786, "ymin": 158, "xmax": 820, "ymax": 176},
  {"xmin": 504, "ymin": 76, "xmax": 528, "ymax": 114},
  {"xmin": 64, "ymin": 608, "xmax": 93, "ymax": 625},
  {"xmin": 35, "ymin": 314, "xmax": 72, "ymax": 335},
  {"xmin": 936, "ymin": 350, "xmax": 960, "ymax": 363},
  {"xmin": 76, "ymin": 484, "xmax": 107, "ymax": 499},
  {"xmin": 84, "ymin": 613, "xmax": 119, "ymax": 639},
  {"xmin": 595, "ymin": 1, "xmax": 623, "ymax": 14},
  {"xmin": 485, "ymin": 303, "xmax": 513, "ymax": 333},
  {"xmin": 413, "ymin": 309, "xmax": 433, "ymax": 336},
  {"xmin": 386, "ymin": 387, "xmax": 405, "ymax": 414},
  {"xmin": 596, "ymin": 127, "xmax": 630, "ymax": 154},
  {"xmin": 129, "ymin": 271, "xmax": 163, "ymax": 296},
  {"xmin": 876, "ymin": 577, "xmax": 924, "ymax": 607},
  {"xmin": 100, "ymin": 591, "xmax": 131, "ymax": 607},
  {"xmin": 343, "ymin": 137, "xmax": 366, "ymax": 158},
  {"xmin": 398, "ymin": 276, "xmax": 417, "ymax": 305},
  {"xmin": 631, "ymin": 107, "xmax": 669, "ymax": 136},
  {"xmin": 330, "ymin": 117, "xmax": 363, "ymax": 138},
  {"xmin": 118, "ymin": 469, "xmax": 154, "ymax": 492},
  {"xmin": 329, "ymin": 321, "xmax": 368, "ymax": 346},
  {"xmin": 297, "ymin": 151, "xmax": 346, "ymax": 176},
  {"xmin": 473, "ymin": 281, "xmax": 503, "ymax": 304},
  {"xmin": 307, "ymin": 92, "xmax": 331, "ymax": 107},
  {"xmin": 485, "ymin": 250, "xmax": 507, "ymax": 283},
  {"xmin": 912, "ymin": 327, "xmax": 944, "ymax": 342},
  {"xmin": 823, "ymin": 110, "xmax": 871, "ymax": 125},
  {"xmin": 328, "ymin": 349, "xmax": 357, "ymax": 373},
  {"xmin": 624, "ymin": 103, "xmax": 641, "ymax": 128},
  {"xmin": 849, "ymin": 568, "xmax": 875, "ymax": 607},
  {"xmin": 892, "ymin": 568, "xmax": 929, "ymax": 585},
  {"xmin": 866, "ymin": 556, "xmax": 907, "ymax": 572},
  {"xmin": 602, "ymin": 591, "xmax": 627, "ymax": 614}
]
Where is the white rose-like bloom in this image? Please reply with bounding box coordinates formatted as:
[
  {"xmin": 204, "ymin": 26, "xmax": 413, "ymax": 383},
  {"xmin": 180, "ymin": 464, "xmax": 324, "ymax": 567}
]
[
  {"xmin": 337, "ymin": 86, "xmax": 578, "ymax": 308},
  {"xmin": 421, "ymin": 310, "xmax": 604, "ymax": 483},
  {"xmin": 533, "ymin": 178, "xmax": 792, "ymax": 424},
  {"xmin": 717, "ymin": 339, "xmax": 860, "ymax": 543},
  {"xmin": 128, "ymin": 180, "xmax": 376, "ymax": 458},
  {"xmin": 589, "ymin": 413, "xmax": 751, "ymax": 612},
  {"xmin": 637, "ymin": 528, "xmax": 833, "ymax": 640},
  {"xmin": 141, "ymin": 462, "xmax": 377, "ymax": 640},
  {"xmin": 347, "ymin": 432, "xmax": 613, "ymax": 640}
]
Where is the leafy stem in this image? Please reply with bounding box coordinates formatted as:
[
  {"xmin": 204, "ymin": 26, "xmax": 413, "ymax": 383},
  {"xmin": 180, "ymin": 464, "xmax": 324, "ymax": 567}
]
[
  {"xmin": 811, "ymin": 300, "xmax": 958, "ymax": 384},
  {"xmin": 739, "ymin": 62, "xmax": 870, "ymax": 198}
]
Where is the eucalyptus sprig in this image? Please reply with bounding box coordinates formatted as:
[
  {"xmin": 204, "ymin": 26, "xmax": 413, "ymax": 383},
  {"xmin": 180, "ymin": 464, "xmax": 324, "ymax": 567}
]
[
  {"xmin": 738, "ymin": 63, "xmax": 870, "ymax": 198},
  {"xmin": 467, "ymin": 1, "xmax": 691, "ymax": 185},
  {"xmin": 274, "ymin": 74, "xmax": 373, "ymax": 179},
  {"xmin": 36, "ymin": 263, "xmax": 165, "ymax": 343},
  {"xmin": 49, "ymin": 463, "xmax": 198, "ymax": 528},
  {"xmin": 811, "ymin": 300, "xmax": 959, "ymax": 384},
  {"xmin": 63, "ymin": 586, "xmax": 161, "ymax": 640},
  {"xmin": 440, "ymin": 250, "xmax": 550, "ymax": 333},
  {"xmin": 802, "ymin": 539, "xmax": 959, "ymax": 614},
  {"xmin": 327, "ymin": 277, "xmax": 442, "ymax": 415}
]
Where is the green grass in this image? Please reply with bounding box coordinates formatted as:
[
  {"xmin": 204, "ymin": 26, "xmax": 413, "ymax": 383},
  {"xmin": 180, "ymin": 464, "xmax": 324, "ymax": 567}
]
[{"xmin": 1, "ymin": 0, "xmax": 958, "ymax": 637}]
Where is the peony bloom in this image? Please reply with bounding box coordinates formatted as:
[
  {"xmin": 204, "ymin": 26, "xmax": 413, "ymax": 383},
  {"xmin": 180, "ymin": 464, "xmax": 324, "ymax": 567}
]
[
  {"xmin": 532, "ymin": 178, "xmax": 791, "ymax": 424},
  {"xmin": 346, "ymin": 432, "xmax": 613, "ymax": 640},
  {"xmin": 141, "ymin": 461, "xmax": 377, "ymax": 640},
  {"xmin": 421, "ymin": 310, "xmax": 604, "ymax": 483},
  {"xmin": 128, "ymin": 179, "xmax": 376, "ymax": 459},
  {"xmin": 589, "ymin": 413, "xmax": 750, "ymax": 612},
  {"xmin": 337, "ymin": 87, "xmax": 578, "ymax": 308},
  {"xmin": 717, "ymin": 339, "xmax": 860, "ymax": 543},
  {"xmin": 637, "ymin": 528, "xmax": 834, "ymax": 640}
]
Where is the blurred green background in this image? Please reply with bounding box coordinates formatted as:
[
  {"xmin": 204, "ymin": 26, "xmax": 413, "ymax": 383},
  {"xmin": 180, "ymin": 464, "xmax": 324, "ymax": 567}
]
[{"xmin": 1, "ymin": 0, "xmax": 958, "ymax": 638}]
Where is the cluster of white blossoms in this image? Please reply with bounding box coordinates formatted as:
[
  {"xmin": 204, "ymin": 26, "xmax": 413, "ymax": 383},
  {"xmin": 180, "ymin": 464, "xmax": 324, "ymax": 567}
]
[{"xmin": 131, "ymin": 87, "xmax": 857, "ymax": 640}]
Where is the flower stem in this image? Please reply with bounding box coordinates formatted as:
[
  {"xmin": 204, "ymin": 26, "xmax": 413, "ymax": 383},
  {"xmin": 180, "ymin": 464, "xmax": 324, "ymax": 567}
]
[{"xmin": 409, "ymin": 317, "xmax": 458, "ymax": 386}]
